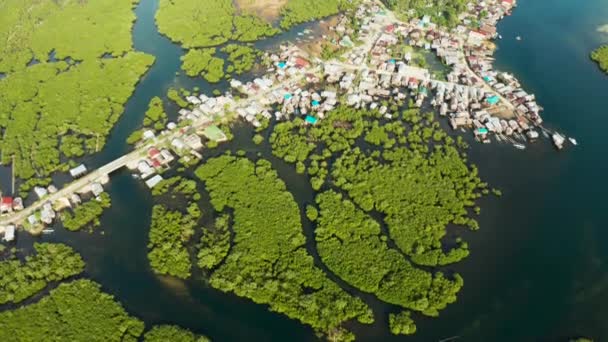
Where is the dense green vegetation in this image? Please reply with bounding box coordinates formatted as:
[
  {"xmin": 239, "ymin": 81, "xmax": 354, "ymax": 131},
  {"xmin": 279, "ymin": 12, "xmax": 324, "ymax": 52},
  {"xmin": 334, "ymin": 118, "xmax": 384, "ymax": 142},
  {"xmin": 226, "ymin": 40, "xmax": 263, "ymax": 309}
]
[
  {"xmin": 0, "ymin": 0, "xmax": 139, "ymax": 72},
  {"xmin": 0, "ymin": 0, "xmax": 154, "ymax": 180},
  {"xmin": 147, "ymin": 205, "xmax": 198, "ymax": 279},
  {"xmin": 195, "ymin": 155, "xmax": 372, "ymax": 336},
  {"xmin": 144, "ymin": 325, "xmax": 210, "ymax": 342},
  {"xmin": 280, "ymin": 0, "xmax": 343, "ymax": 29},
  {"xmin": 156, "ymin": 0, "xmax": 278, "ymax": 48},
  {"xmin": 168, "ymin": 88, "xmax": 190, "ymax": 107},
  {"xmin": 0, "ymin": 279, "xmax": 144, "ymax": 341},
  {"xmin": 389, "ymin": 310, "xmax": 417, "ymax": 335},
  {"xmin": 181, "ymin": 48, "xmax": 225, "ymax": 83},
  {"xmin": 146, "ymin": 175, "xmax": 202, "ymax": 278},
  {"xmin": 384, "ymin": 0, "xmax": 468, "ymax": 28},
  {"xmin": 591, "ymin": 45, "xmax": 608, "ymax": 74},
  {"xmin": 197, "ymin": 214, "xmax": 231, "ymax": 270},
  {"xmin": 223, "ymin": 44, "xmax": 261, "ymax": 75},
  {"xmin": 156, "ymin": 0, "xmax": 236, "ymax": 48},
  {"xmin": 332, "ymin": 145, "xmax": 480, "ymax": 266},
  {"xmin": 61, "ymin": 193, "xmax": 112, "ymax": 231},
  {"xmin": 151, "ymin": 176, "xmax": 198, "ymax": 198},
  {"xmin": 0, "ymin": 243, "xmax": 84, "ymax": 305},
  {"xmin": 233, "ymin": 15, "xmax": 280, "ymax": 42},
  {"xmin": 271, "ymin": 106, "xmax": 483, "ymax": 266},
  {"xmin": 269, "ymin": 104, "xmax": 486, "ymax": 330},
  {"xmin": 315, "ymin": 191, "xmax": 463, "ymax": 315}
]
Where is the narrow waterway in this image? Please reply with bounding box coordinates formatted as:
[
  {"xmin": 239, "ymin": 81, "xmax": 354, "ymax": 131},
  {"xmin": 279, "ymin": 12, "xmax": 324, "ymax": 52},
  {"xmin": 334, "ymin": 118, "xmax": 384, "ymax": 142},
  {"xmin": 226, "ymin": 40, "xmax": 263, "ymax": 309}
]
[{"xmin": 11, "ymin": 0, "xmax": 608, "ymax": 341}]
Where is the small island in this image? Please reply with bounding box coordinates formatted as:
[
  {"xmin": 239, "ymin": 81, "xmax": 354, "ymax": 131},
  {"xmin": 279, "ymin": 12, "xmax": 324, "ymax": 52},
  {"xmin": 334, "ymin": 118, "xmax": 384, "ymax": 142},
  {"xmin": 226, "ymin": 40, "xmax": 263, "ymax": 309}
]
[{"xmin": 591, "ymin": 45, "xmax": 608, "ymax": 73}]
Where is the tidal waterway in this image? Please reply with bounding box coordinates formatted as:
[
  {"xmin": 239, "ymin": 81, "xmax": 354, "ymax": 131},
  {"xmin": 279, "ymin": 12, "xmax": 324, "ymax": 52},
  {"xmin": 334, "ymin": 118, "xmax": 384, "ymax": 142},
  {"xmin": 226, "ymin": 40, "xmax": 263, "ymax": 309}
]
[{"xmin": 9, "ymin": 0, "xmax": 608, "ymax": 341}]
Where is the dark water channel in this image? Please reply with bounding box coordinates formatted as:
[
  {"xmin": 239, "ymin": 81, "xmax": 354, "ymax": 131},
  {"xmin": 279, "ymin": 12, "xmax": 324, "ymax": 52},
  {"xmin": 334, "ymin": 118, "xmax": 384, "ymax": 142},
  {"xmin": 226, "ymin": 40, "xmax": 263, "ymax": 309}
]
[{"xmin": 9, "ymin": 0, "xmax": 608, "ymax": 341}]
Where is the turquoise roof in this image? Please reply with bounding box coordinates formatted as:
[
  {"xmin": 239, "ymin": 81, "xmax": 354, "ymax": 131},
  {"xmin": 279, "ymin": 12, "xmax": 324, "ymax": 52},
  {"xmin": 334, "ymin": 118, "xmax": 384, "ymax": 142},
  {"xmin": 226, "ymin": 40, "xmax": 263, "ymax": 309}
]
[
  {"xmin": 486, "ymin": 95, "xmax": 499, "ymax": 105},
  {"xmin": 305, "ymin": 115, "xmax": 318, "ymax": 125}
]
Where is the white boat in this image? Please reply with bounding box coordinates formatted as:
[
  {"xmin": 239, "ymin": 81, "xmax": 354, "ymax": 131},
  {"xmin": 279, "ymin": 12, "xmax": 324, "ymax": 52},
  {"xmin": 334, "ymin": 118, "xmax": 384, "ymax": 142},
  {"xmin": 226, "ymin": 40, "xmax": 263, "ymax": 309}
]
[
  {"xmin": 516, "ymin": 36, "xmax": 522, "ymax": 41},
  {"xmin": 552, "ymin": 133, "xmax": 565, "ymax": 149},
  {"xmin": 569, "ymin": 137, "xmax": 578, "ymax": 146},
  {"xmin": 498, "ymin": 34, "xmax": 503, "ymax": 40},
  {"xmin": 513, "ymin": 143, "xmax": 526, "ymax": 150},
  {"xmin": 42, "ymin": 229, "xmax": 54, "ymax": 234}
]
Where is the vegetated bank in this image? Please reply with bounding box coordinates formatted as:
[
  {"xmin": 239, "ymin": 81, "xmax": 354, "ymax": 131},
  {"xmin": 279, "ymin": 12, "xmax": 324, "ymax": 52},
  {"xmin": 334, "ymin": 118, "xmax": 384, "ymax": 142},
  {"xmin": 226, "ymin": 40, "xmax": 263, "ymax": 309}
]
[
  {"xmin": 0, "ymin": 279, "xmax": 210, "ymax": 342},
  {"xmin": 195, "ymin": 155, "xmax": 373, "ymax": 341},
  {"xmin": 147, "ymin": 176, "xmax": 201, "ymax": 279},
  {"xmin": 0, "ymin": 0, "xmax": 155, "ymax": 184},
  {"xmin": 127, "ymin": 97, "xmax": 169, "ymax": 145},
  {"xmin": 0, "ymin": 243, "xmax": 84, "ymax": 305},
  {"xmin": 61, "ymin": 193, "xmax": 112, "ymax": 231},
  {"xmin": 590, "ymin": 45, "xmax": 608, "ymax": 74},
  {"xmin": 0, "ymin": 244, "xmax": 211, "ymax": 341},
  {"xmin": 269, "ymin": 103, "xmax": 489, "ymax": 333}
]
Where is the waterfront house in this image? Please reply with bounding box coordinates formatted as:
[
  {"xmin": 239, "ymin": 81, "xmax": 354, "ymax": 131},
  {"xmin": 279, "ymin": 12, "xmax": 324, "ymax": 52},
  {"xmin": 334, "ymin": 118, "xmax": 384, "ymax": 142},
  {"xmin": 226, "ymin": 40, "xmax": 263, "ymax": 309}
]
[
  {"xmin": 70, "ymin": 194, "xmax": 81, "ymax": 205},
  {"xmin": 3, "ymin": 225, "xmax": 15, "ymax": 242},
  {"xmin": 137, "ymin": 160, "xmax": 154, "ymax": 179},
  {"xmin": 145, "ymin": 175, "xmax": 163, "ymax": 189},
  {"xmin": 1, "ymin": 197, "xmax": 13, "ymax": 213},
  {"xmin": 13, "ymin": 197, "xmax": 23, "ymax": 211},
  {"xmin": 91, "ymin": 183, "xmax": 104, "ymax": 197},
  {"xmin": 34, "ymin": 187, "xmax": 48, "ymax": 199},
  {"xmin": 69, "ymin": 164, "xmax": 87, "ymax": 178},
  {"xmin": 143, "ymin": 130, "xmax": 156, "ymax": 140}
]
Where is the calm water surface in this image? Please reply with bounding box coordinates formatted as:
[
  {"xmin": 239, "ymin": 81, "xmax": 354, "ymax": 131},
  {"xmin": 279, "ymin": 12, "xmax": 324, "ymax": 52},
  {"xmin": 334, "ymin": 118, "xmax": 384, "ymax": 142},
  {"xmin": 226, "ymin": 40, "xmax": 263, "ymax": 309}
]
[{"xmin": 13, "ymin": 0, "xmax": 608, "ymax": 341}]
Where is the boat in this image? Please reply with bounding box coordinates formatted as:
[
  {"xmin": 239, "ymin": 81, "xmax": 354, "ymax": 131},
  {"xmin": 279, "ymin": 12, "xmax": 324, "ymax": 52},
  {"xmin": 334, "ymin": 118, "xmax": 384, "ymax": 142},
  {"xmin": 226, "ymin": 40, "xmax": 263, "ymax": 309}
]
[
  {"xmin": 498, "ymin": 34, "xmax": 503, "ymax": 40},
  {"xmin": 526, "ymin": 130, "xmax": 540, "ymax": 140},
  {"xmin": 552, "ymin": 133, "xmax": 565, "ymax": 149},
  {"xmin": 569, "ymin": 137, "xmax": 578, "ymax": 146},
  {"xmin": 42, "ymin": 229, "xmax": 54, "ymax": 234},
  {"xmin": 513, "ymin": 143, "xmax": 526, "ymax": 150},
  {"xmin": 131, "ymin": 174, "xmax": 140, "ymax": 179},
  {"xmin": 516, "ymin": 36, "xmax": 522, "ymax": 41},
  {"xmin": 542, "ymin": 130, "xmax": 550, "ymax": 138}
]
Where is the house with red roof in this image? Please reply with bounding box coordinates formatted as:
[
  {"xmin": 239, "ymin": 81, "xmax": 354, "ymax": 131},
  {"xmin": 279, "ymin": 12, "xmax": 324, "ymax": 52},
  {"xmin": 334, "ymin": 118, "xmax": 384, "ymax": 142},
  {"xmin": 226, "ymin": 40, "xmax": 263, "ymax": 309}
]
[{"xmin": 1, "ymin": 197, "xmax": 13, "ymax": 213}]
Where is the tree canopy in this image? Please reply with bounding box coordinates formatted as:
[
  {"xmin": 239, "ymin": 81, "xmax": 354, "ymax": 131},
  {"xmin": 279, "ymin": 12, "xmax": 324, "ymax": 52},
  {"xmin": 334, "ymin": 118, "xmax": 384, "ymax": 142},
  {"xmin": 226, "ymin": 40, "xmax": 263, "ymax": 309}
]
[
  {"xmin": 591, "ymin": 45, "xmax": 608, "ymax": 74},
  {"xmin": 0, "ymin": 243, "xmax": 84, "ymax": 305},
  {"xmin": 0, "ymin": 279, "xmax": 144, "ymax": 341},
  {"xmin": 144, "ymin": 325, "xmax": 210, "ymax": 342},
  {"xmin": 147, "ymin": 205, "xmax": 197, "ymax": 279},
  {"xmin": 0, "ymin": 0, "xmax": 154, "ymax": 181},
  {"xmin": 195, "ymin": 155, "xmax": 372, "ymax": 336},
  {"xmin": 61, "ymin": 193, "xmax": 112, "ymax": 231}
]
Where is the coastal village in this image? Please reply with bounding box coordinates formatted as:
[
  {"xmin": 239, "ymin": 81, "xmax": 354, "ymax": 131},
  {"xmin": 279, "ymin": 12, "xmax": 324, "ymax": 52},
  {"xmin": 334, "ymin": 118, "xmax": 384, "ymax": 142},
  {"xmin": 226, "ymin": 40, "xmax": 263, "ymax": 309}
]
[{"xmin": 0, "ymin": 0, "xmax": 576, "ymax": 242}]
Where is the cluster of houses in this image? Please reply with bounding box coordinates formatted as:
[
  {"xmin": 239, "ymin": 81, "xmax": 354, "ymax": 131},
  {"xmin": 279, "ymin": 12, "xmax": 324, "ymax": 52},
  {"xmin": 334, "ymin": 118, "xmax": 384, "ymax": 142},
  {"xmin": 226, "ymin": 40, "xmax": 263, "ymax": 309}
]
[
  {"xmin": 25, "ymin": 181, "xmax": 104, "ymax": 230},
  {"xmin": 1, "ymin": 196, "xmax": 22, "ymax": 242}
]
